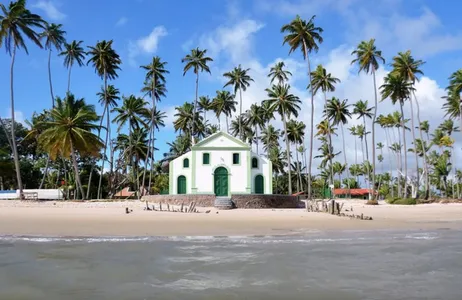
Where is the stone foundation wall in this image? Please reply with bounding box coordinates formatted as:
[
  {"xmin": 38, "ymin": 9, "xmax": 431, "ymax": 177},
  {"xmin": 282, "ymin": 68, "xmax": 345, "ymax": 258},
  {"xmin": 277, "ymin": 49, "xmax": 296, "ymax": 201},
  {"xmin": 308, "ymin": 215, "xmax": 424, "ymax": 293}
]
[{"xmin": 142, "ymin": 194, "xmax": 301, "ymax": 209}]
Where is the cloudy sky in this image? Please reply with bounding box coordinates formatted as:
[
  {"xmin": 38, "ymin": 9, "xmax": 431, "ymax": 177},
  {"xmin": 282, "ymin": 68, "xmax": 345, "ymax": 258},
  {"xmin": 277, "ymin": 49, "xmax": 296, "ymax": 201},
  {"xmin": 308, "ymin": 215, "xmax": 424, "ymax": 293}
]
[{"xmin": 1, "ymin": 0, "xmax": 461, "ymax": 174}]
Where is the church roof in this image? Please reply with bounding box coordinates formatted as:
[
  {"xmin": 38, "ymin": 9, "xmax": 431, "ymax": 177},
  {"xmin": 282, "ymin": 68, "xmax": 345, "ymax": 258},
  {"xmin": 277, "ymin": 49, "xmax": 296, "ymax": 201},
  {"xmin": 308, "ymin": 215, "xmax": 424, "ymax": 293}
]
[{"xmin": 192, "ymin": 131, "xmax": 251, "ymax": 149}]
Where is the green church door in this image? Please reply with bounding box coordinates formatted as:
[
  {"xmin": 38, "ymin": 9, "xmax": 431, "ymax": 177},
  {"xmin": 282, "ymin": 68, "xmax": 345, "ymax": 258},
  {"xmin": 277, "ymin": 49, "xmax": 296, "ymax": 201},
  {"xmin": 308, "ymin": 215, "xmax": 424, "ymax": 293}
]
[
  {"xmin": 214, "ymin": 167, "xmax": 228, "ymax": 196},
  {"xmin": 177, "ymin": 176, "xmax": 186, "ymax": 194},
  {"xmin": 255, "ymin": 175, "xmax": 264, "ymax": 194}
]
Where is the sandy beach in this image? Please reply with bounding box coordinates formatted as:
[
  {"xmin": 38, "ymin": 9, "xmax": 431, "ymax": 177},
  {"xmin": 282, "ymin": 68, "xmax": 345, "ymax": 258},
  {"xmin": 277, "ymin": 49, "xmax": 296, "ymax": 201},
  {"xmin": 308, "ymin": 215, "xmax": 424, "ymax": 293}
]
[{"xmin": 0, "ymin": 200, "xmax": 461, "ymax": 237}]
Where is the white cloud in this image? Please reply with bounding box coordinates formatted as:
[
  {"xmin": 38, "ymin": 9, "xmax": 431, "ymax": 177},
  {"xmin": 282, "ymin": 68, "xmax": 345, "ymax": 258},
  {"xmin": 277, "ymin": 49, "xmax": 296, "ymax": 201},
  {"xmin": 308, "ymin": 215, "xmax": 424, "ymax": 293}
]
[
  {"xmin": 115, "ymin": 17, "xmax": 128, "ymax": 27},
  {"xmin": 128, "ymin": 26, "xmax": 168, "ymax": 66},
  {"xmin": 3, "ymin": 109, "xmax": 25, "ymax": 125},
  {"xmin": 33, "ymin": 0, "xmax": 66, "ymax": 21}
]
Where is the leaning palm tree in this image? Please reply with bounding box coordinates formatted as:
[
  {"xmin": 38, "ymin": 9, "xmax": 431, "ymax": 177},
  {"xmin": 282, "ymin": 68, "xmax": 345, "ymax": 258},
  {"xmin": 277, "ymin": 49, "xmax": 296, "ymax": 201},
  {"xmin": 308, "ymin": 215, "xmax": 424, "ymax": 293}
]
[
  {"xmin": 391, "ymin": 50, "xmax": 425, "ymax": 198},
  {"xmin": 40, "ymin": 23, "xmax": 66, "ymax": 108},
  {"xmin": 223, "ymin": 65, "xmax": 254, "ymax": 141},
  {"xmin": 264, "ymin": 84, "xmax": 301, "ymax": 195},
  {"xmin": 0, "ymin": 0, "xmax": 46, "ymax": 199},
  {"xmin": 59, "ymin": 40, "xmax": 86, "ymax": 93},
  {"xmin": 140, "ymin": 56, "xmax": 168, "ymax": 195},
  {"xmin": 87, "ymin": 40, "xmax": 122, "ymax": 199},
  {"xmin": 380, "ymin": 73, "xmax": 414, "ymax": 197},
  {"xmin": 281, "ymin": 15, "xmax": 323, "ymax": 199},
  {"xmin": 182, "ymin": 48, "xmax": 213, "ymax": 143},
  {"xmin": 351, "ymin": 39, "xmax": 384, "ymax": 198},
  {"xmin": 268, "ymin": 61, "xmax": 292, "ymax": 84},
  {"xmin": 38, "ymin": 94, "xmax": 103, "ymax": 199},
  {"xmin": 310, "ymin": 64, "xmax": 340, "ymax": 188},
  {"xmin": 211, "ymin": 90, "xmax": 237, "ymax": 132}
]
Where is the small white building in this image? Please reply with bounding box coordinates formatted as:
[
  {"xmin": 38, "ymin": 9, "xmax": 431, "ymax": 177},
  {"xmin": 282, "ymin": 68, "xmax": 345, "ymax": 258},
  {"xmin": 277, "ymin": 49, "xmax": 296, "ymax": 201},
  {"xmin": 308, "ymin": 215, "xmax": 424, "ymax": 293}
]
[{"xmin": 169, "ymin": 131, "xmax": 272, "ymax": 196}]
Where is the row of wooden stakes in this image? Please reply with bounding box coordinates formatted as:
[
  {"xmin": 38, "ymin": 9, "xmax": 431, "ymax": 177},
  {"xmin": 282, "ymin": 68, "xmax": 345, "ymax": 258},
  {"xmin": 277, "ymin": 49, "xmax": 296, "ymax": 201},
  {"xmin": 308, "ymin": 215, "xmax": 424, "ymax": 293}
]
[
  {"xmin": 305, "ymin": 199, "xmax": 373, "ymax": 221},
  {"xmin": 141, "ymin": 201, "xmax": 211, "ymax": 214}
]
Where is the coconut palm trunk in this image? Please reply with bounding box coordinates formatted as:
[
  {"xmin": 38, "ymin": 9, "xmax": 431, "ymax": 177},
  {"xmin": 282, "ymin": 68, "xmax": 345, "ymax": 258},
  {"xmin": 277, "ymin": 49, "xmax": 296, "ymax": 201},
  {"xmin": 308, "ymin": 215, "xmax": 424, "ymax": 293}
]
[
  {"xmin": 67, "ymin": 65, "xmax": 72, "ymax": 94},
  {"xmin": 408, "ymin": 96, "xmax": 419, "ymax": 198},
  {"xmin": 191, "ymin": 72, "xmax": 199, "ymax": 144},
  {"xmin": 39, "ymin": 158, "xmax": 50, "ymax": 189},
  {"xmin": 385, "ymin": 129, "xmax": 394, "ymax": 197},
  {"xmin": 282, "ymin": 109, "xmax": 292, "ymax": 195},
  {"xmin": 255, "ymin": 125, "xmax": 259, "ymax": 154},
  {"xmin": 9, "ymin": 46, "xmax": 24, "ymax": 200},
  {"xmin": 304, "ymin": 41, "xmax": 315, "ymax": 200},
  {"xmin": 97, "ymin": 73, "xmax": 109, "ymax": 199},
  {"xmin": 371, "ymin": 69, "xmax": 378, "ymax": 199},
  {"xmin": 239, "ymin": 88, "xmax": 243, "ymax": 141},
  {"xmin": 362, "ymin": 116, "xmax": 370, "ymax": 162},
  {"xmin": 340, "ymin": 123, "xmax": 351, "ymax": 195},
  {"xmin": 70, "ymin": 140, "xmax": 85, "ymax": 199},
  {"xmin": 295, "ymin": 146, "xmax": 300, "ymax": 192},
  {"xmin": 323, "ymin": 92, "xmax": 334, "ymax": 192},
  {"xmin": 142, "ymin": 77, "xmax": 157, "ymax": 195},
  {"xmin": 86, "ymin": 105, "xmax": 106, "ymax": 199},
  {"xmin": 399, "ymin": 103, "xmax": 408, "ymax": 197}
]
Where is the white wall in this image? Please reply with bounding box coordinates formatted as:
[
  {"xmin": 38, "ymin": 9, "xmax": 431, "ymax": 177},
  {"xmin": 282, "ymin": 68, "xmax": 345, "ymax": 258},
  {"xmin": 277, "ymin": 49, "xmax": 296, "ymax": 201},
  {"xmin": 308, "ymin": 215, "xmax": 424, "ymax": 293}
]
[
  {"xmin": 250, "ymin": 154, "xmax": 272, "ymax": 194},
  {"xmin": 170, "ymin": 152, "xmax": 192, "ymax": 194},
  {"xmin": 194, "ymin": 149, "xmax": 249, "ymax": 195}
]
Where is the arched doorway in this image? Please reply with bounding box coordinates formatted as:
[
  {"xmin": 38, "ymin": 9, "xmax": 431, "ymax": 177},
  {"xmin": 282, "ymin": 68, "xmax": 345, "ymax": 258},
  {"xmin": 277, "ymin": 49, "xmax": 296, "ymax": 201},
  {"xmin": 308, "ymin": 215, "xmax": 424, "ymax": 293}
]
[
  {"xmin": 255, "ymin": 175, "xmax": 264, "ymax": 194},
  {"xmin": 177, "ymin": 176, "xmax": 186, "ymax": 194},
  {"xmin": 214, "ymin": 167, "xmax": 228, "ymax": 196}
]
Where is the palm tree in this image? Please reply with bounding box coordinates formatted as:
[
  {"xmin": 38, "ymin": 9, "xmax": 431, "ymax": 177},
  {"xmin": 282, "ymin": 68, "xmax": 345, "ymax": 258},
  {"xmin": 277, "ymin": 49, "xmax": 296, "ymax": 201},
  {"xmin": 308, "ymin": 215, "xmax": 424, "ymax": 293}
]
[
  {"xmin": 325, "ymin": 97, "xmax": 352, "ymax": 193},
  {"xmin": 349, "ymin": 126, "xmax": 358, "ymax": 166},
  {"xmin": 38, "ymin": 94, "xmax": 103, "ymax": 199},
  {"xmin": 264, "ymin": 84, "xmax": 301, "ymax": 195},
  {"xmin": 261, "ymin": 125, "xmax": 281, "ymax": 153},
  {"xmin": 439, "ymin": 119, "xmax": 460, "ymax": 198},
  {"xmin": 245, "ymin": 104, "xmax": 264, "ymax": 154},
  {"xmin": 268, "ymin": 147, "xmax": 286, "ymax": 194},
  {"xmin": 85, "ymin": 85, "xmax": 120, "ymax": 199},
  {"xmin": 281, "ymin": 15, "xmax": 323, "ymax": 199},
  {"xmin": 351, "ymin": 39, "xmax": 384, "ymax": 199},
  {"xmin": 380, "ymin": 73, "xmax": 414, "ymax": 197},
  {"xmin": 40, "ymin": 23, "xmax": 66, "ymax": 108},
  {"xmin": 211, "ymin": 90, "xmax": 237, "ymax": 132},
  {"xmin": 310, "ymin": 64, "xmax": 340, "ymax": 188},
  {"xmin": 87, "ymin": 40, "xmax": 122, "ymax": 199},
  {"xmin": 198, "ymin": 96, "xmax": 211, "ymax": 122},
  {"xmin": 268, "ymin": 61, "xmax": 292, "ymax": 84},
  {"xmin": 287, "ymin": 120, "xmax": 306, "ymax": 192},
  {"xmin": 391, "ymin": 50, "xmax": 425, "ymax": 198},
  {"xmin": 0, "ymin": 0, "xmax": 46, "ymax": 199},
  {"xmin": 447, "ymin": 69, "xmax": 462, "ymax": 132},
  {"xmin": 352, "ymin": 100, "xmax": 373, "ymax": 161},
  {"xmin": 140, "ymin": 56, "xmax": 168, "ymax": 195},
  {"xmin": 223, "ymin": 65, "xmax": 254, "ymax": 141},
  {"xmin": 182, "ymin": 48, "xmax": 213, "ymax": 143},
  {"xmin": 112, "ymin": 95, "xmax": 148, "ymax": 193},
  {"xmin": 59, "ymin": 40, "xmax": 86, "ymax": 93},
  {"xmin": 145, "ymin": 107, "xmax": 166, "ymax": 191}
]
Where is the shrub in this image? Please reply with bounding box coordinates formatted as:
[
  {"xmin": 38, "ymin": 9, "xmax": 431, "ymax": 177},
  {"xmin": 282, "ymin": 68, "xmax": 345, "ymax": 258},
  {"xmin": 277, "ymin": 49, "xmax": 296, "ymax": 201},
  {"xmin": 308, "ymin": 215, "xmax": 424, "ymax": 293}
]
[
  {"xmin": 386, "ymin": 197, "xmax": 417, "ymax": 205},
  {"xmin": 366, "ymin": 199, "xmax": 379, "ymax": 205}
]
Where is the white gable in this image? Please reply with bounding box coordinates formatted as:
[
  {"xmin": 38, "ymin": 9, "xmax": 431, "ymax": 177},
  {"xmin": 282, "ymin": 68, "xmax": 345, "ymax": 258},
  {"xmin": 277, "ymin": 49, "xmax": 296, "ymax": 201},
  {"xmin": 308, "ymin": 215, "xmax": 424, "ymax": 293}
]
[{"xmin": 192, "ymin": 132, "xmax": 249, "ymax": 149}]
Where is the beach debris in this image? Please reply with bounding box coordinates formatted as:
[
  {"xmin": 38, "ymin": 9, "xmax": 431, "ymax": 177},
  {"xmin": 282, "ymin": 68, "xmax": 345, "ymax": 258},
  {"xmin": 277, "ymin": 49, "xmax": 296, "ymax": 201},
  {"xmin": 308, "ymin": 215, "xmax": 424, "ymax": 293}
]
[
  {"xmin": 205, "ymin": 210, "xmax": 211, "ymax": 214},
  {"xmin": 305, "ymin": 199, "xmax": 372, "ymax": 221},
  {"xmin": 167, "ymin": 203, "xmax": 170, "ymax": 211},
  {"xmin": 125, "ymin": 207, "xmax": 133, "ymax": 214}
]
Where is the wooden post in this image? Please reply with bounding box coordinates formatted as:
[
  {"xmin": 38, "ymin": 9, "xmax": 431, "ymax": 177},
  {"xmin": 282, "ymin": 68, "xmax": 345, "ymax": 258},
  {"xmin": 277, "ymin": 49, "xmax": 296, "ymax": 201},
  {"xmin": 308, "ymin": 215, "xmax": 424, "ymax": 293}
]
[
  {"xmin": 159, "ymin": 202, "xmax": 162, "ymax": 211},
  {"xmin": 167, "ymin": 203, "xmax": 170, "ymax": 211},
  {"xmin": 180, "ymin": 202, "xmax": 184, "ymax": 213}
]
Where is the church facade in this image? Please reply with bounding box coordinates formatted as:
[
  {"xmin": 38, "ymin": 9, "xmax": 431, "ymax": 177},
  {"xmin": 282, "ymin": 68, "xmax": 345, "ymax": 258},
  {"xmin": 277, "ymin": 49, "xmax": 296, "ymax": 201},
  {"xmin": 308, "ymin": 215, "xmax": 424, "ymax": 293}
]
[{"xmin": 169, "ymin": 132, "xmax": 272, "ymax": 196}]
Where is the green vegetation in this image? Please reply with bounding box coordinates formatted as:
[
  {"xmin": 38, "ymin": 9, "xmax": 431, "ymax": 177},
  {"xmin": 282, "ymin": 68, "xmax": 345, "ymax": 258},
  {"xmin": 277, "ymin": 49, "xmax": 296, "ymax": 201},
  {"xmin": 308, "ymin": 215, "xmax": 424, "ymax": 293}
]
[{"xmin": 1, "ymin": 1, "xmax": 461, "ymax": 201}]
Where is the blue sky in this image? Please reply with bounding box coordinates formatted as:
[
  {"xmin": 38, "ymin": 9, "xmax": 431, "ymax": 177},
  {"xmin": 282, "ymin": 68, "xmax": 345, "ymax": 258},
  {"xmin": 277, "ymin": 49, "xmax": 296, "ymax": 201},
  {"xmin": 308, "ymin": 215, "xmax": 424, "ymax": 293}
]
[{"xmin": 1, "ymin": 0, "xmax": 462, "ymax": 170}]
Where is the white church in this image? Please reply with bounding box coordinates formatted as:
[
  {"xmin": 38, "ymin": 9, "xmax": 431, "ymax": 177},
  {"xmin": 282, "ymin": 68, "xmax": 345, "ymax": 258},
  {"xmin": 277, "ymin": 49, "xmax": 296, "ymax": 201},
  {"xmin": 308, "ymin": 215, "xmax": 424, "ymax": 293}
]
[{"xmin": 169, "ymin": 131, "xmax": 273, "ymax": 196}]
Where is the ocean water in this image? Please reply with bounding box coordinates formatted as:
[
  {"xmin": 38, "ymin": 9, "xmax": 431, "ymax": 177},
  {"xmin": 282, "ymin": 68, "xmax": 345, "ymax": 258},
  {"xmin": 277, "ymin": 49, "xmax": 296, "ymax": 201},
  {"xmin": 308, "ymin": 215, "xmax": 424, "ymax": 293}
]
[{"xmin": 0, "ymin": 229, "xmax": 461, "ymax": 300}]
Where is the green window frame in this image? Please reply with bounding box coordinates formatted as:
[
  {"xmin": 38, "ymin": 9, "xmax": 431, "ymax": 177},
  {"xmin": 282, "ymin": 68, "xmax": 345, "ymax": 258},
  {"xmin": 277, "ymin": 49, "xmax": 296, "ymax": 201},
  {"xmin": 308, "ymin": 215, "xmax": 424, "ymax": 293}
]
[
  {"xmin": 252, "ymin": 157, "xmax": 258, "ymax": 168},
  {"xmin": 203, "ymin": 153, "xmax": 210, "ymax": 165},
  {"xmin": 183, "ymin": 158, "xmax": 189, "ymax": 168},
  {"xmin": 232, "ymin": 153, "xmax": 240, "ymax": 165}
]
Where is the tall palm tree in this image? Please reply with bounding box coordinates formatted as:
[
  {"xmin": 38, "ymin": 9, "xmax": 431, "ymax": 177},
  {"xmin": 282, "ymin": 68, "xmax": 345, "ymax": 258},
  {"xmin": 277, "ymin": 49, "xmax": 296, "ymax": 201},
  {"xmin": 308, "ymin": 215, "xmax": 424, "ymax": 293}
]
[
  {"xmin": 87, "ymin": 40, "xmax": 122, "ymax": 199},
  {"xmin": 281, "ymin": 15, "xmax": 323, "ymax": 199},
  {"xmin": 351, "ymin": 39, "xmax": 384, "ymax": 198},
  {"xmin": 211, "ymin": 90, "xmax": 237, "ymax": 132},
  {"xmin": 348, "ymin": 126, "xmax": 358, "ymax": 166},
  {"xmin": 310, "ymin": 64, "xmax": 340, "ymax": 188},
  {"xmin": 223, "ymin": 65, "xmax": 254, "ymax": 141},
  {"xmin": 245, "ymin": 104, "xmax": 264, "ymax": 154},
  {"xmin": 380, "ymin": 73, "xmax": 414, "ymax": 197},
  {"xmin": 0, "ymin": 0, "xmax": 46, "ymax": 199},
  {"xmin": 261, "ymin": 125, "xmax": 281, "ymax": 153},
  {"xmin": 447, "ymin": 69, "xmax": 462, "ymax": 133},
  {"xmin": 144, "ymin": 107, "xmax": 166, "ymax": 191},
  {"xmin": 287, "ymin": 120, "xmax": 306, "ymax": 192},
  {"xmin": 439, "ymin": 119, "xmax": 460, "ymax": 199},
  {"xmin": 182, "ymin": 48, "xmax": 213, "ymax": 143},
  {"xmin": 268, "ymin": 61, "xmax": 292, "ymax": 84},
  {"xmin": 325, "ymin": 97, "xmax": 352, "ymax": 192},
  {"xmin": 38, "ymin": 94, "xmax": 103, "ymax": 199},
  {"xmin": 59, "ymin": 40, "xmax": 86, "ymax": 93},
  {"xmin": 264, "ymin": 84, "xmax": 301, "ymax": 195},
  {"xmin": 85, "ymin": 85, "xmax": 120, "ymax": 199},
  {"xmin": 352, "ymin": 100, "xmax": 373, "ymax": 161},
  {"xmin": 140, "ymin": 56, "xmax": 168, "ymax": 195},
  {"xmin": 112, "ymin": 95, "xmax": 148, "ymax": 194},
  {"xmin": 391, "ymin": 50, "xmax": 425, "ymax": 198},
  {"xmin": 198, "ymin": 96, "xmax": 211, "ymax": 122},
  {"xmin": 40, "ymin": 23, "xmax": 66, "ymax": 108}
]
